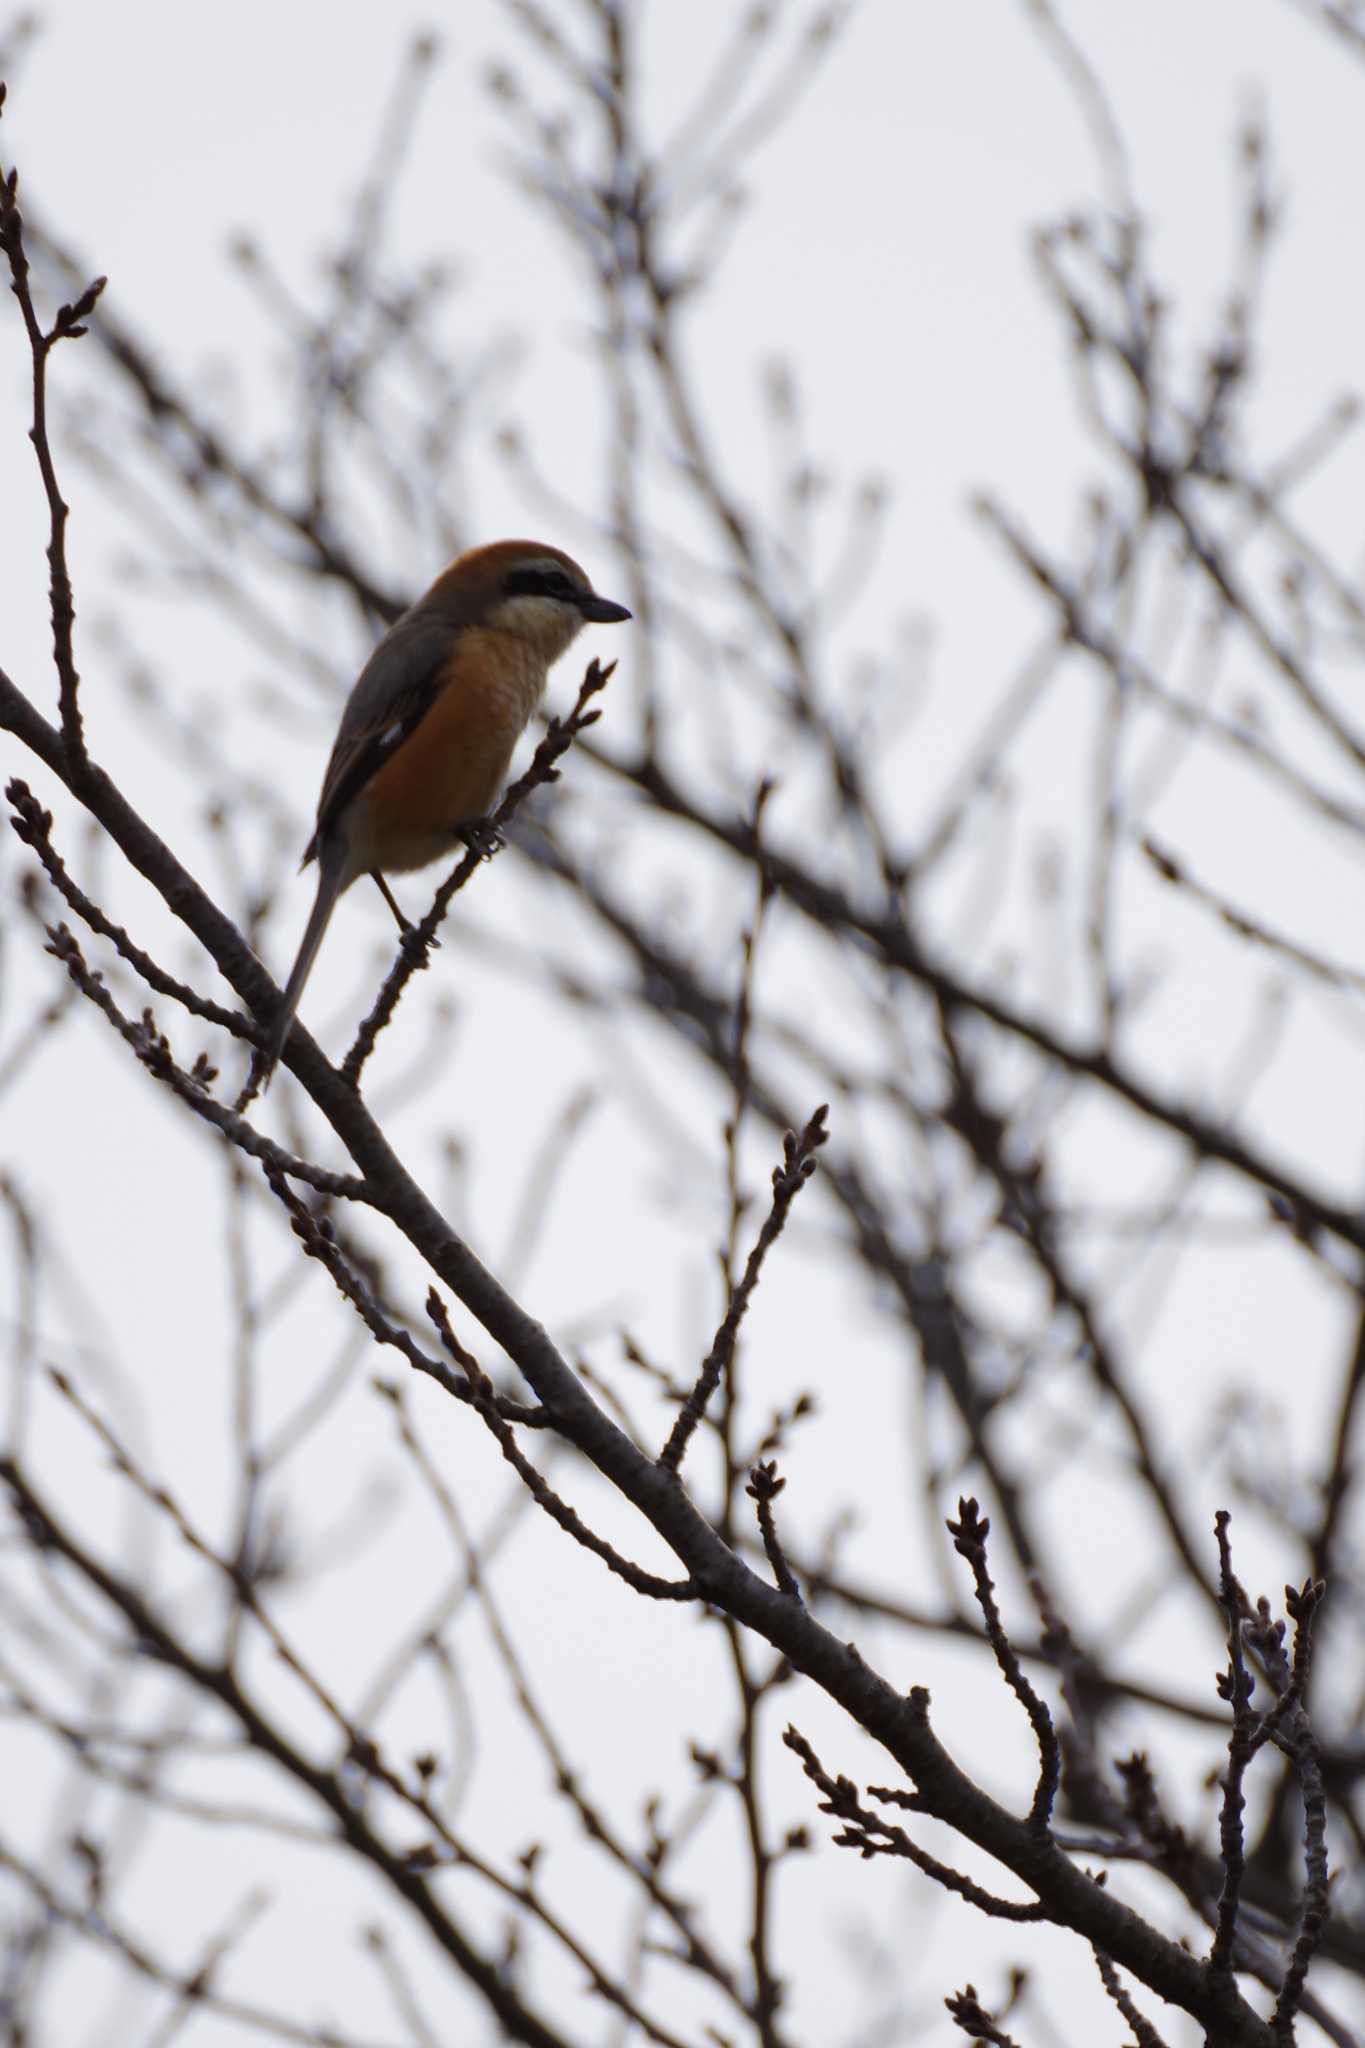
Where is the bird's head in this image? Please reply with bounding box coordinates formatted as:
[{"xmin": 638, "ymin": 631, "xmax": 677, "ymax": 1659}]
[{"xmin": 428, "ymin": 539, "xmax": 632, "ymax": 664}]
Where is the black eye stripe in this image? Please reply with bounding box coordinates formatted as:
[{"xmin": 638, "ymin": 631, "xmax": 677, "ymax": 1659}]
[{"xmin": 503, "ymin": 566, "xmax": 578, "ymax": 601}]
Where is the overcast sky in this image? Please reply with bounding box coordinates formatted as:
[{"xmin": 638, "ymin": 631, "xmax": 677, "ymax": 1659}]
[{"xmin": 4, "ymin": 5, "xmax": 1365, "ymax": 2042}]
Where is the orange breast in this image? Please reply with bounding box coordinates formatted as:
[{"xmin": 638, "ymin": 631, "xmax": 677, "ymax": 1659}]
[{"xmin": 350, "ymin": 629, "xmax": 546, "ymax": 876}]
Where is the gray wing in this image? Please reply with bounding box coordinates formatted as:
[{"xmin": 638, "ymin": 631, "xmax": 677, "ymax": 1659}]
[{"xmin": 303, "ymin": 612, "xmax": 457, "ymax": 866}]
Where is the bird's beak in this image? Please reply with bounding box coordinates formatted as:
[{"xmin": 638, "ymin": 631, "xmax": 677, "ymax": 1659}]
[{"xmin": 579, "ymin": 592, "xmax": 632, "ymax": 624}]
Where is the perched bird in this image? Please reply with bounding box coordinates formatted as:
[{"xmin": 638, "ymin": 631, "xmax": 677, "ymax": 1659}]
[{"xmin": 258, "ymin": 538, "xmax": 631, "ymax": 1082}]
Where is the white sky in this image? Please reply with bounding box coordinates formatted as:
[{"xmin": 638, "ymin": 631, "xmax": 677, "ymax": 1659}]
[{"xmin": 3, "ymin": 3, "xmax": 1365, "ymax": 2043}]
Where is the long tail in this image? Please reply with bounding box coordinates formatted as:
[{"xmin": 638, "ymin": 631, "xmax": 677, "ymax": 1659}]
[{"xmin": 257, "ymin": 846, "xmax": 349, "ymax": 1087}]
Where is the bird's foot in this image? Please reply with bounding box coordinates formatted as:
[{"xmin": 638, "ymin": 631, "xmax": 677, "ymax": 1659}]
[{"xmin": 460, "ymin": 822, "xmax": 505, "ymax": 862}]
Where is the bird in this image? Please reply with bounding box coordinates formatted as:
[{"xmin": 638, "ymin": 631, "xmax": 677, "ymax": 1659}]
[{"xmin": 257, "ymin": 538, "xmax": 631, "ymax": 1083}]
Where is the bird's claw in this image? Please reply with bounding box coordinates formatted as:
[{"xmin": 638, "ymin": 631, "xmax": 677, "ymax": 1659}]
[{"xmin": 461, "ymin": 822, "xmax": 505, "ymax": 862}]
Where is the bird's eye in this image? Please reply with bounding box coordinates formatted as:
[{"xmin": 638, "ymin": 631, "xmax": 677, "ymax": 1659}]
[{"xmin": 502, "ymin": 564, "xmax": 580, "ymax": 602}]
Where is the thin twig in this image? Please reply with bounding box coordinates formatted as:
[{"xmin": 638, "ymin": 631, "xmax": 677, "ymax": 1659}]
[
  {"xmin": 338, "ymin": 659, "xmax": 615, "ymax": 1087},
  {"xmin": 659, "ymin": 1106, "xmax": 828, "ymax": 1473},
  {"xmin": 947, "ymin": 1498, "xmax": 1060, "ymax": 1833}
]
